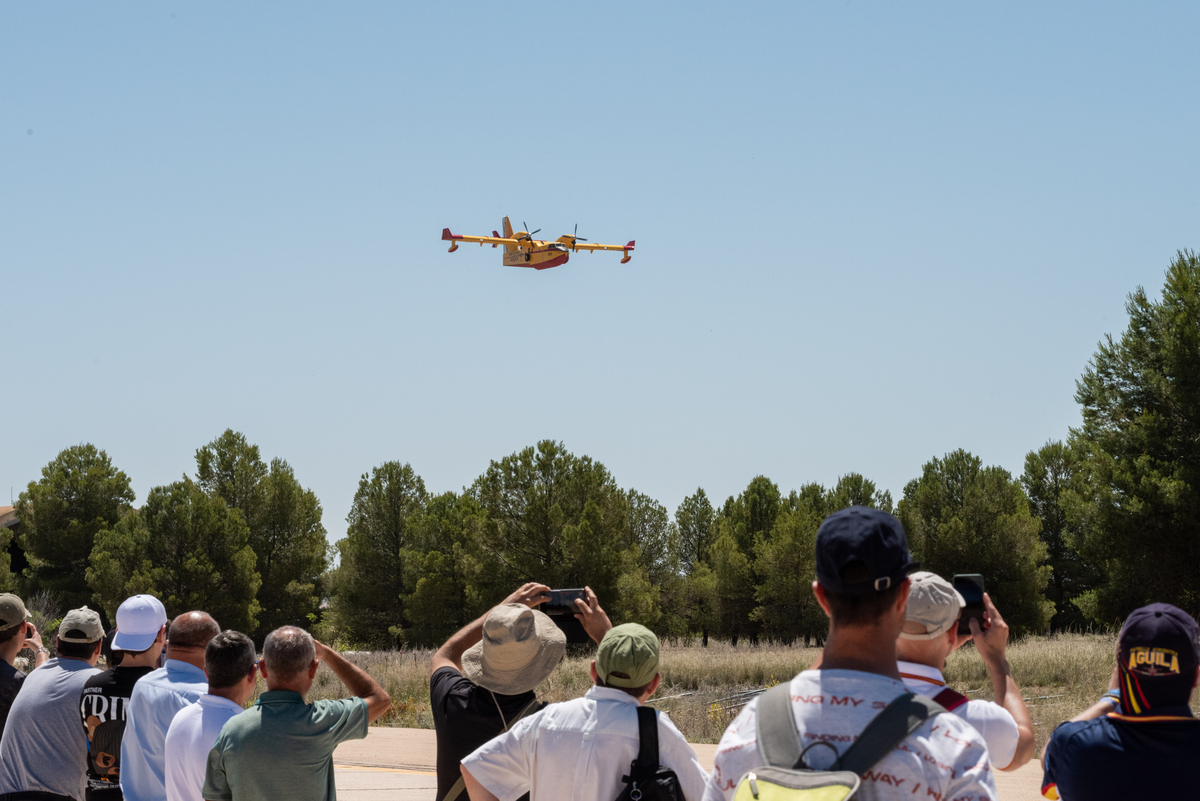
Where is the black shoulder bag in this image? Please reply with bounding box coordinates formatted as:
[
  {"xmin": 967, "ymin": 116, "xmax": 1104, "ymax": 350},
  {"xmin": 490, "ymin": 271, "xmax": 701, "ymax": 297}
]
[{"xmin": 614, "ymin": 706, "xmax": 685, "ymax": 801}]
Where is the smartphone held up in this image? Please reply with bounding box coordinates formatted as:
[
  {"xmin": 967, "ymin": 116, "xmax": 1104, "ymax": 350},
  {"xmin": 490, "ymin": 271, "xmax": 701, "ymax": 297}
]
[
  {"xmin": 543, "ymin": 588, "xmax": 590, "ymax": 644},
  {"xmin": 953, "ymin": 574, "xmax": 985, "ymax": 636}
]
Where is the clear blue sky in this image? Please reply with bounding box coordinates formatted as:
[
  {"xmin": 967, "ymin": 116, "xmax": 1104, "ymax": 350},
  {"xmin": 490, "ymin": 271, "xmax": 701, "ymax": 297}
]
[{"xmin": 4, "ymin": 2, "xmax": 1198, "ymax": 542}]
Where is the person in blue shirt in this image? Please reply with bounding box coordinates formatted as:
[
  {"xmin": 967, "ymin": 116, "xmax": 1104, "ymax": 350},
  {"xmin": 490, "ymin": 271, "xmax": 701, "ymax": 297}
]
[
  {"xmin": 1041, "ymin": 603, "xmax": 1200, "ymax": 800},
  {"xmin": 120, "ymin": 611, "xmax": 219, "ymax": 801}
]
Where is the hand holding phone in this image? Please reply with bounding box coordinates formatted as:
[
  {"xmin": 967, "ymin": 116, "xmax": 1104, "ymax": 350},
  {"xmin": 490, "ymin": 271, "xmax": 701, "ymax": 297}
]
[{"xmin": 542, "ymin": 589, "xmax": 590, "ymax": 644}]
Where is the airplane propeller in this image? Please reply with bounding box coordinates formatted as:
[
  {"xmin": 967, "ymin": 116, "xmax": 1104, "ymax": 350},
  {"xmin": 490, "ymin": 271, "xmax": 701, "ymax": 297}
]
[
  {"xmin": 572, "ymin": 224, "xmax": 589, "ymax": 242},
  {"xmin": 518, "ymin": 221, "xmax": 541, "ymax": 242}
]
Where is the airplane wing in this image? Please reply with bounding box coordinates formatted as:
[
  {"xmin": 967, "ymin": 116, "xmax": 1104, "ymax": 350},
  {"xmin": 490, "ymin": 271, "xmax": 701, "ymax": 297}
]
[
  {"xmin": 442, "ymin": 228, "xmax": 520, "ymax": 247},
  {"xmin": 569, "ymin": 240, "xmax": 636, "ymax": 254}
]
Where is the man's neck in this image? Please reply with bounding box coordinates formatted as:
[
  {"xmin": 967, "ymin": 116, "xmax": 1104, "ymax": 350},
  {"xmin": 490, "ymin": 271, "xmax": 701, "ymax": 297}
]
[
  {"xmin": 895, "ymin": 645, "xmax": 945, "ymax": 674},
  {"xmin": 165, "ymin": 647, "xmax": 206, "ymax": 672},
  {"xmin": 820, "ymin": 625, "xmax": 903, "ymax": 679},
  {"xmin": 119, "ymin": 653, "xmax": 160, "ymax": 669},
  {"xmin": 208, "ymin": 686, "xmax": 248, "ymax": 706},
  {"xmin": 265, "ymin": 682, "xmax": 307, "ymax": 698},
  {"xmin": 0, "ymin": 642, "xmax": 21, "ymax": 667}
]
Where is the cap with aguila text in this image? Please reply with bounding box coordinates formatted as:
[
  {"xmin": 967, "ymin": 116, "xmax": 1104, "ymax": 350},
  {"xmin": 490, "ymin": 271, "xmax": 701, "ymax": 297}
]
[
  {"xmin": 58, "ymin": 606, "xmax": 105, "ymax": 644},
  {"xmin": 900, "ymin": 572, "xmax": 965, "ymax": 640},
  {"xmin": 1116, "ymin": 603, "xmax": 1199, "ymax": 712},
  {"xmin": 815, "ymin": 506, "xmax": 919, "ymax": 595},
  {"xmin": 112, "ymin": 595, "xmax": 168, "ymax": 652},
  {"xmin": 0, "ymin": 594, "xmax": 31, "ymax": 630},
  {"xmin": 596, "ymin": 623, "xmax": 660, "ymax": 689}
]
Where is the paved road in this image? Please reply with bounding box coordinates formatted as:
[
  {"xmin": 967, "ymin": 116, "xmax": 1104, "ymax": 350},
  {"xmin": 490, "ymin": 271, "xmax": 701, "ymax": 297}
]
[{"xmin": 334, "ymin": 728, "xmax": 1044, "ymax": 800}]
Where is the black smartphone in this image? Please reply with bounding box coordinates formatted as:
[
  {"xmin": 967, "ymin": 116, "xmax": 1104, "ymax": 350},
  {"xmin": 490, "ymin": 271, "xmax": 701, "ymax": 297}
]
[
  {"xmin": 542, "ymin": 588, "xmax": 589, "ymax": 644},
  {"xmin": 543, "ymin": 589, "xmax": 587, "ymax": 616},
  {"xmin": 953, "ymin": 574, "xmax": 986, "ymax": 636}
]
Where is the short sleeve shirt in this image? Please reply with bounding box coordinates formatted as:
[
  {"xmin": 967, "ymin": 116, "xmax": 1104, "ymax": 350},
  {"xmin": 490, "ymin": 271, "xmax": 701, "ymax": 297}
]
[
  {"xmin": 164, "ymin": 694, "xmax": 244, "ymax": 801},
  {"xmin": 0, "ymin": 657, "xmax": 102, "ymax": 800},
  {"xmin": 203, "ymin": 690, "xmax": 369, "ymax": 801},
  {"xmin": 898, "ymin": 660, "xmax": 1021, "ymax": 769},
  {"xmin": 430, "ymin": 666, "xmax": 542, "ymax": 801},
  {"xmin": 461, "ymin": 686, "xmax": 710, "ymax": 801},
  {"xmin": 0, "ymin": 660, "xmax": 27, "ymax": 737},
  {"xmin": 1041, "ymin": 707, "xmax": 1200, "ymax": 800},
  {"xmin": 80, "ymin": 665, "xmax": 154, "ymax": 796},
  {"xmin": 702, "ymin": 670, "xmax": 998, "ymax": 801}
]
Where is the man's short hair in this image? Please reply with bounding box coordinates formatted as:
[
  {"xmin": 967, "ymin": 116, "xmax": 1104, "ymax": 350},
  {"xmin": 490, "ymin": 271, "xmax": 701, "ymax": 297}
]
[
  {"xmin": 56, "ymin": 637, "xmax": 101, "ymax": 660},
  {"xmin": 206, "ymin": 630, "xmax": 257, "ymax": 690},
  {"xmin": 597, "ymin": 676, "xmax": 654, "ymax": 698},
  {"xmin": 823, "ymin": 560, "xmax": 906, "ymax": 626},
  {"xmin": 262, "ymin": 626, "xmax": 315, "ymax": 680},
  {"xmin": 168, "ymin": 612, "xmax": 220, "ymax": 649},
  {"xmin": 0, "ymin": 622, "xmax": 23, "ymax": 645}
]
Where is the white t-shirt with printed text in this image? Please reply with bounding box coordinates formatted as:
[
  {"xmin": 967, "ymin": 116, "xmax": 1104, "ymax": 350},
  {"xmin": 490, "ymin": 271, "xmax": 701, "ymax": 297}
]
[
  {"xmin": 898, "ymin": 661, "xmax": 1020, "ymax": 770},
  {"xmin": 702, "ymin": 669, "xmax": 997, "ymax": 801}
]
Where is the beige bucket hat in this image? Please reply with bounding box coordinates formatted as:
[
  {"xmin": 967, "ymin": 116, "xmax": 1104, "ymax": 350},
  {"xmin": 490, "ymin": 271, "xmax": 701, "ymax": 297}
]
[
  {"xmin": 900, "ymin": 571, "xmax": 965, "ymax": 640},
  {"xmin": 462, "ymin": 603, "xmax": 567, "ymax": 695}
]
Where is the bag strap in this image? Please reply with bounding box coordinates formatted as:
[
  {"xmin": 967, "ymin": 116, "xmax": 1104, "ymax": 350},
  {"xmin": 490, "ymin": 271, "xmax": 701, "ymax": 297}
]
[
  {"xmin": 633, "ymin": 706, "xmax": 660, "ymax": 773},
  {"xmin": 755, "ymin": 682, "xmax": 804, "ymax": 769},
  {"xmin": 835, "ymin": 692, "xmax": 947, "ymax": 775},
  {"xmin": 931, "ymin": 687, "xmax": 968, "ymax": 713}
]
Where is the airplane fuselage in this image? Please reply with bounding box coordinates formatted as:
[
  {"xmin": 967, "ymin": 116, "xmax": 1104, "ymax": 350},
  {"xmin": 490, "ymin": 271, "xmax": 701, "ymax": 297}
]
[{"xmin": 503, "ymin": 242, "xmax": 570, "ymax": 270}]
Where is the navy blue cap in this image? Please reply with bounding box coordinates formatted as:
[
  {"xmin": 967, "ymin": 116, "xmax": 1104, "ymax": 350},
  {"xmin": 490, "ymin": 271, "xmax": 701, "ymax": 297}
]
[
  {"xmin": 815, "ymin": 506, "xmax": 919, "ymax": 595},
  {"xmin": 1117, "ymin": 604, "xmax": 1198, "ymax": 710}
]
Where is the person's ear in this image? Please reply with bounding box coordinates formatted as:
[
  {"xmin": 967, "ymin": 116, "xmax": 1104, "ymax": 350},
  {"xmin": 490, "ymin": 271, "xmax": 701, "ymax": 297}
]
[
  {"xmin": 308, "ymin": 659, "xmax": 319, "ymax": 680},
  {"xmin": 258, "ymin": 659, "xmax": 270, "ymax": 681},
  {"xmin": 894, "ymin": 578, "xmax": 911, "ymax": 615},
  {"xmin": 155, "ymin": 626, "xmax": 166, "ymax": 645},
  {"xmin": 813, "ymin": 582, "xmax": 832, "ymax": 618},
  {"xmin": 589, "ymin": 660, "xmax": 599, "ymax": 685}
]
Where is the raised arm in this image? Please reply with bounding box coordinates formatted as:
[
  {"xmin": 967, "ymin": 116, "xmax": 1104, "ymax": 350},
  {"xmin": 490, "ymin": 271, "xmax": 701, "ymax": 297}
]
[
  {"xmin": 313, "ymin": 640, "xmax": 391, "ymax": 722},
  {"xmin": 431, "ymin": 582, "xmax": 550, "ymax": 675},
  {"xmin": 971, "ymin": 593, "xmax": 1035, "ymax": 770}
]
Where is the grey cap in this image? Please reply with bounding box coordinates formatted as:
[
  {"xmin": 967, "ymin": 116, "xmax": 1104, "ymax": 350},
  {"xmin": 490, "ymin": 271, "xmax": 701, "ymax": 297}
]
[
  {"xmin": 58, "ymin": 606, "xmax": 105, "ymax": 643},
  {"xmin": 899, "ymin": 571, "xmax": 965, "ymax": 640},
  {"xmin": 0, "ymin": 594, "xmax": 30, "ymax": 630}
]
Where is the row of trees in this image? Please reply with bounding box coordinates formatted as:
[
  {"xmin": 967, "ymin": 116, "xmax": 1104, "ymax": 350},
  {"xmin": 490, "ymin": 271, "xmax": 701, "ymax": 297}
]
[{"xmin": 7, "ymin": 251, "xmax": 1200, "ymax": 645}]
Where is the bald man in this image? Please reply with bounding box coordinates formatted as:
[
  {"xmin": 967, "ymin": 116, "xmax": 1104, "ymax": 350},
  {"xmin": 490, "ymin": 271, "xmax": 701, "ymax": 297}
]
[{"xmin": 121, "ymin": 611, "xmax": 220, "ymax": 801}]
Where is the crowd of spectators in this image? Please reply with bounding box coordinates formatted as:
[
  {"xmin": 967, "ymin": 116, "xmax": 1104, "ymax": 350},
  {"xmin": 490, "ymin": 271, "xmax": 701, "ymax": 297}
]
[
  {"xmin": 0, "ymin": 504, "xmax": 1193, "ymax": 801},
  {"xmin": 0, "ymin": 595, "xmax": 391, "ymax": 801}
]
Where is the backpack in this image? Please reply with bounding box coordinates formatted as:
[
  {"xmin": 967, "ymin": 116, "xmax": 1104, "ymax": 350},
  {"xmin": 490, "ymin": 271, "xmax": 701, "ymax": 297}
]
[
  {"xmin": 733, "ymin": 683, "xmax": 947, "ymax": 801},
  {"xmin": 614, "ymin": 706, "xmax": 685, "ymax": 801}
]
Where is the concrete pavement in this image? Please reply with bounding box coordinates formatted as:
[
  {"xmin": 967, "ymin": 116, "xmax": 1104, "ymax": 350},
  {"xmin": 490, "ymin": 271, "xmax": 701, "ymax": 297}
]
[{"xmin": 334, "ymin": 728, "xmax": 1044, "ymax": 800}]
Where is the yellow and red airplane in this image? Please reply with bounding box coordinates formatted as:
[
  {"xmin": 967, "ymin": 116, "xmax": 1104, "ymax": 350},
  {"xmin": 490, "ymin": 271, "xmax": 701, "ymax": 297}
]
[{"xmin": 442, "ymin": 217, "xmax": 635, "ymax": 270}]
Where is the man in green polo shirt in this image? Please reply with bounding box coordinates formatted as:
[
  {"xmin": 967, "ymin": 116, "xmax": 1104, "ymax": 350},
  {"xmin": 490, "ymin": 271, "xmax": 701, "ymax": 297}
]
[{"xmin": 202, "ymin": 627, "xmax": 391, "ymax": 801}]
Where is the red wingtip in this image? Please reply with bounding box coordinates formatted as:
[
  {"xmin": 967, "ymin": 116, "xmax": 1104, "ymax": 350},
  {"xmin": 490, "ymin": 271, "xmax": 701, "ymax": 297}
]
[{"xmin": 625, "ymin": 240, "xmax": 635, "ymax": 250}]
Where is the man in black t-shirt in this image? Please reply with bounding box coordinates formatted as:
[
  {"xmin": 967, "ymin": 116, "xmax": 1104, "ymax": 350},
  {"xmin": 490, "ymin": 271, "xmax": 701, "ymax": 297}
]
[
  {"xmin": 430, "ymin": 583, "xmax": 612, "ymax": 801},
  {"xmin": 80, "ymin": 595, "xmax": 168, "ymax": 801},
  {"xmin": 0, "ymin": 593, "xmax": 49, "ymax": 737}
]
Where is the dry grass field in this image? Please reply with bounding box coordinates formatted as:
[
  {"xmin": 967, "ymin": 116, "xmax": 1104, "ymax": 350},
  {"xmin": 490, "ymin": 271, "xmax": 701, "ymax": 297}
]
[{"xmin": 304, "ymin": 634, "xmax": 1200, "ymax": 754}]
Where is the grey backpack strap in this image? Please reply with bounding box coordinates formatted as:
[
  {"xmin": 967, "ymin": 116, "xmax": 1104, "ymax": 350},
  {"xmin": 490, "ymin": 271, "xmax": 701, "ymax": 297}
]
[
  {"xmin": 835, "ymin": 692, "xmax": 947, "ymax": 776},
  {"xmin": 755, "ymin": 682, "xmax": 804, "ymax": 769}
]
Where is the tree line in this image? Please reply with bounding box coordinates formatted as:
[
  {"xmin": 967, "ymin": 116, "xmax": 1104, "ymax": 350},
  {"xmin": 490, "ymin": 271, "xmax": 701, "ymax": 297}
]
[{"xmin": 7, "ymin": 251, "xmax": 1200, "ymax": 647}]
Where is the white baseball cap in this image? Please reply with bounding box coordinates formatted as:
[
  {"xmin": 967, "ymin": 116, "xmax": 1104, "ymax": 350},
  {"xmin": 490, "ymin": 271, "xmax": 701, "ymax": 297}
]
[{"xmin": 112, "ymin": 595, "xmax": 168, "ymax": 652}]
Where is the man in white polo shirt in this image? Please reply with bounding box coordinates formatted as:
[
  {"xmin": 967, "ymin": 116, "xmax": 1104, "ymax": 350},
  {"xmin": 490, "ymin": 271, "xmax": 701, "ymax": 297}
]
[
  {"xmin": 896, "ymin": 571, "xmax": 1035, "ymax": 772},
  {"xmin": 461, "ymin": 623, "xmax": 708, "ymax": 801},
  {"xmin": 163, "ymin": 631, "xmax": 257, "ymax": 801}
]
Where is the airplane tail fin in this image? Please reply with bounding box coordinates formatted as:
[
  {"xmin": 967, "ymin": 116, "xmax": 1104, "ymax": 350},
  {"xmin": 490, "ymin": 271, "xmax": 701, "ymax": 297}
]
[
  {"xmin": 621, "ymin": 240, "xmax": 635, "ymax": 264},
  {"xmin": 502, "ymin": 217, "xmax": 516, "ymax": 252}
]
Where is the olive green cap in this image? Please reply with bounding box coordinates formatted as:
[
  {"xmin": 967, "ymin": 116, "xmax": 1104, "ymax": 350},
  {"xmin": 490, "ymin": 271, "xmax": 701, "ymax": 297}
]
[
  {"xmin": 596, "ymin": 623, "xmax": 660, "ymax": 688},
  {"xmin": 0, "ymin": 594, "xmax": 30, "ymax": 629}
]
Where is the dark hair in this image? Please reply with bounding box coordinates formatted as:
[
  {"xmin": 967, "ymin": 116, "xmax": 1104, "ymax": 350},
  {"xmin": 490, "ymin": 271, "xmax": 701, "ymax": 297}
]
[
  {"xmin": 823, "ymin": 561, "xmax": 907, "ymax": 626},
  {"xmin": 0, "ymin": 623, "xmax": 23, "ymax": 645},
  {"xmin": 262, "ymin": 627, "xmax": 315, "ymax": 681},
  {"xmin": 205, "ymin": 631, "xmax": 257, "ymax": 690},
  {"xmin": 597, "ymin": 673, "xmax": 654, "ymax": 698},
  {"xmin": 56, "ymin": 637, "xmax": 101, "ymax": 660}
]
